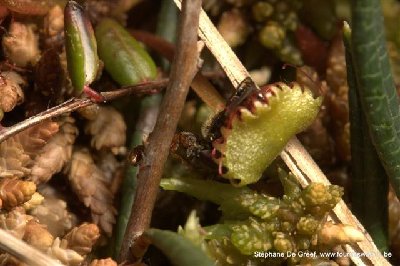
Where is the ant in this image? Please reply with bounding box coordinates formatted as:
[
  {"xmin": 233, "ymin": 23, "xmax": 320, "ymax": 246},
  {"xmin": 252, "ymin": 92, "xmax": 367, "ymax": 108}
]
[{"xmin": 206, "ymin": 77, "xmax": 259, "ymax": 142}]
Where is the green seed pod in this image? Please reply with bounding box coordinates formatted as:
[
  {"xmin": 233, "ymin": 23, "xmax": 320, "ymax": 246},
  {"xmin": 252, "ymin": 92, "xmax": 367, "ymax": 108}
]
[
  {"xmin": 95, "ymin": 18, "xmax": 157, "ymax": 86},
  {"xmin": 64, "ymin": 0, "xmax": 99, "ymax": 93}
]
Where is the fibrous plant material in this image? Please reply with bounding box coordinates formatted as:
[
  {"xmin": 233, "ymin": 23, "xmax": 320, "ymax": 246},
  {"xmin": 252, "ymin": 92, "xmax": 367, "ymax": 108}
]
[
  {"xmin": 0, "ymin": 178, "xmax": 36, "ymax": 210},
  {"xmin": 68, "ymin": 148, "xmax": 116, "ymax": 236},
  {"xmin": 84, "ymin": 106, "xmax": 127, "ymax": 153},
  {"xmin": 2, "ymin": 21, "xmax": 40, "ymax": 67},
  {"xmin": 212, "ymin": 83, "xmax": 321, "ymax": 186},
  {"xmin": 61, "ymin": 223, "xmax": 100, "ymax": 256},
  {"xmin": 0, "ymin": 71, "xmax": 25, "ymax": 114},
  {"xmin": 30, "ymin": 116, "xmax": 78, "ymax": 184}
]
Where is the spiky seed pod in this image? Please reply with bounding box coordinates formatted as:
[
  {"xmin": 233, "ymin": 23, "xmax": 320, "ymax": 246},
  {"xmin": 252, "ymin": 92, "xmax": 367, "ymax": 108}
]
[
  {"xmin": 89, "ymin": 258, "xmax": 118, "ymax": 266},
  {"xmin": 0, "ymin": 208, "xmax": 29, "ymax": 239},
  {"xmin": 0, "ymin": 178, "xmax": 36, "ymax": 210},
  {"xmin": 30, "ymin": 116, "xmax": 78, "ymax": 184},
  {"xmin": 61, "ymin": 223, "xmax": 100, "ymax": 256},
  {"xmin": 23, "ymin": 219, "xmax": 54, "ymax": 251},
  {"xmin": 68, "ymin": 148, "xmax": 117, "ymax": 235},
  {"xmin": 84, "ymin": 106, "xmax": 126, "ymax": 153},
  {"xmin": 14, "ymin": 120, "xmax": 59, "ymax": 158},
  {"xmin": 2, "ymin": 21, "xmax": 40, "ymax": 67},
  {"xmin": 0, "ymin": 71, "xmax": 25, "ymax": 113},
  {"xmin": 217, "ymin": 9, "xmax": 249, "ymax": 48},
  {"xmin": 317, "ymin": 221, "xmax": 364, "ymax": 247},
  {"xmin": 47, "ymin": 237, "xmax": 84, "ymax": 266}
]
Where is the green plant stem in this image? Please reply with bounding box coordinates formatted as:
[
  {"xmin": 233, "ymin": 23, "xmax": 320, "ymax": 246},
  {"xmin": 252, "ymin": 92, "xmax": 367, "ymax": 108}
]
[
  {"xmin": 114, "ymin": 95, "xmax": 162, "ymax": 258},
  {"xmin": 350, "ymin": 0, "xmax": 400, "ymax": 198},
  {"xmin": 344, "ymin": 25, "xmax": 389, "ymax": 252}
]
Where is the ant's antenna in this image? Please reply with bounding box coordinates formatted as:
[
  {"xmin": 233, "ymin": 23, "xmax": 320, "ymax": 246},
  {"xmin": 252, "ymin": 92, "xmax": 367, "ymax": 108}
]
[{"xmin": 282, "ymin": 63, "xmax": 323, "ymax": 96}]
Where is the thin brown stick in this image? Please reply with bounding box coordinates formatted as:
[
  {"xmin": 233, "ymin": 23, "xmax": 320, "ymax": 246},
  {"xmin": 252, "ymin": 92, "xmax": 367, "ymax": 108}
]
[
  {"xmin": 0, "ymin": 228, "xmax": 63, "ymax": 266},
  {"xmin": 117, "ymin": 0, "xmax": 202, "ymax": 262},
  {"xmin": 0, "ymin": 79, "xmax": 169, "ymax": 144},
  {"xmin": 172, "ymin": 1, "xmax": 389, "ymax": 265}
]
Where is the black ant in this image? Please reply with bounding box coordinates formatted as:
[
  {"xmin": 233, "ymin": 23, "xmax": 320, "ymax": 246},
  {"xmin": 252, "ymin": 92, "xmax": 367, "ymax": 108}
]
[{"xmin": 206, "ymin": 77, "xmax": 259, "ymax": 142}]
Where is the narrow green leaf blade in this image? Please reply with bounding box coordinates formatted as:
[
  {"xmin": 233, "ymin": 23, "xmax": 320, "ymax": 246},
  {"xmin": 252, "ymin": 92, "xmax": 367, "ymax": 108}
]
[
  {"xmin": 145, "ymin": 229, "xmax": 215, "ymax": 266},
  {"xmin": 351, "ymin": 0, "xmax": 400, "ymax": 197}
]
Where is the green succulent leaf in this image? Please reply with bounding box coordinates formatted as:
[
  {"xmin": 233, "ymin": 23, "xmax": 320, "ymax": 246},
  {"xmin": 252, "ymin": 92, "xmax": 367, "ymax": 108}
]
[
  {"xmin": 160, "ymin": 177, "xmax": 281, "ymax": 220},
  {"xmin": 145, "ymin": 229, "xmax": 215, "ymax": 266},
  {"xmin": 215, "ymin": 83, "xmax": 321, "ymax": 186},
  {"xmin": 95, "ymin": 18, "xmax": 157, "ymax": 86},
  {"xmin": 64, "ymin": 0, "xmax": 99, "ymax": 92}
]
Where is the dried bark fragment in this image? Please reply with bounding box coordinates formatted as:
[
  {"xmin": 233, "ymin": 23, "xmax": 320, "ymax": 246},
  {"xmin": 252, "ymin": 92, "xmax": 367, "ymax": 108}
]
[
  {"xmin": 0, "ymin": 208, "xmax": 29, "ymax": 239},
  {"xmin": 23, "ymin": 219, "xmax": 54, "ymax": 252},
  {"xmin": 68, "ymin": 149, "xmax": 117, "ymax": 236},
  {"xmin": 2, "ymin": 21, "xmax": 40, "ymax": 67},
  {"xmin": 14, "ymin": 120, "xmax": 59, "ymax": 158},
  {"xmin": 0, "ymin": 71, "xmax": 25, "ymax": 113},
  {"xmin": 30, "ymin": 116, "xmax": 78, "ymax": 184},
  {"xmin": 47, "ymin": 237, "xmax": 84, "ymax": 266},
  {"xmin": 89, "ymin": 258, "xmax": 118, "ymax": 266},
  {"xmin": 61, "ymin": 223, "xmax": 100, "ymax": 256},
  {"xmin": 0, "ymin": 178, "xmax": 36, "ymax": 210},
  {"xmin": 84, "ymin": 106, "xmax": 126, "ymax": 154}
]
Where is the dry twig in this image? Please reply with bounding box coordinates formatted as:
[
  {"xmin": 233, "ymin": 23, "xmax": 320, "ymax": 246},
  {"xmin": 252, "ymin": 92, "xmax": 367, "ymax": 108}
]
[
  {"xmin": 0, "ymin": 228, "xmax": 63, "ymax": 266},
  {"xmin": 0, "ymin": 79, "xmax": 169, "ymax": 144},
  {"xmin": 118, "ymin": 0, "xmax": 202, "ymax": 262}
]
